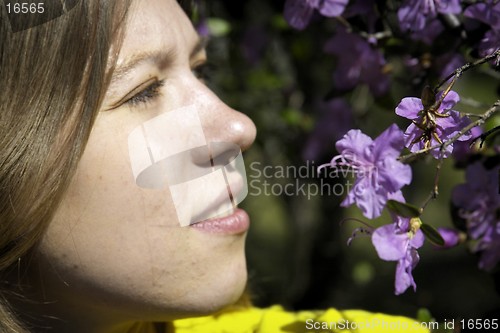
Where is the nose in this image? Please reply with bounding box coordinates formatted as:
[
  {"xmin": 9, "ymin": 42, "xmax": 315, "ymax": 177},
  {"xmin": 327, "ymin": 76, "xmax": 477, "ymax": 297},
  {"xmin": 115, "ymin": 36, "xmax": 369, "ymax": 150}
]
[{"xmin": 194, "ymin": 86, "xmax": 256, "ymax": 153}]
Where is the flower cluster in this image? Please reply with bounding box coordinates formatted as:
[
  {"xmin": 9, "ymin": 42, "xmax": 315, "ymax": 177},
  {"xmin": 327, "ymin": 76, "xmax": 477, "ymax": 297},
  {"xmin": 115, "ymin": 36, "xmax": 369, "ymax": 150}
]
[
  {"xmin": 284, "ymin": 0, "xmax": 500, "ymax": 295},
  {"xmin": 321, "ymin": 124, "xmax": 423, "ymax": 294},
  {"xmin": 284, "ymin": 0, "xmax": 500, "ymax": 99},
  {"xmin": 398, "ymin": 0, "xmax": 461, "ymax": 33},
  {"xmin": 324, "ymin": 26, "xmax": 390, "ymax": 96},
  {"xmin": 452, "ymin": 162, "xmax": 500, "ymax": 271},
  {"xmin": 284, "ymin": 0, "xmax": 349, "ymax": 30},
  {"xmin": 464, "ymin": 0, "xmax": 500, "ymax": 57}
]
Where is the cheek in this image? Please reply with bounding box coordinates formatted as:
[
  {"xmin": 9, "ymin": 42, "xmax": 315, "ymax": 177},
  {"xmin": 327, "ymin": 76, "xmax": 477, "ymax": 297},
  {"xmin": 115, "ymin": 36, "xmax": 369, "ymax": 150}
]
[
  {"xmin": 40, "ymin": 128, "xmax": 180, "ymax": 281},
  {"xmin": 44, "ymin": 114, "xmax": 182, "ymax": 259}
]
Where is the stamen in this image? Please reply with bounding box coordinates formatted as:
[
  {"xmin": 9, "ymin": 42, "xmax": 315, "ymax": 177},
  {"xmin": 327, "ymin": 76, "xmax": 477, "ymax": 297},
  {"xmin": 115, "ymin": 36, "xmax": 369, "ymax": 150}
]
[{"xmin": 347, "ymin": 227, "xmax": 373, "ymax": 246}]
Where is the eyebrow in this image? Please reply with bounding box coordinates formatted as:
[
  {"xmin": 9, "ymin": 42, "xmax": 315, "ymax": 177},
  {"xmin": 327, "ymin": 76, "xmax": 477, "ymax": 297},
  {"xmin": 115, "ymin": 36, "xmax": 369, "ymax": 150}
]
[{"xmin": 110, "ymin": 37, "xmax": 209, "ymax": 85}]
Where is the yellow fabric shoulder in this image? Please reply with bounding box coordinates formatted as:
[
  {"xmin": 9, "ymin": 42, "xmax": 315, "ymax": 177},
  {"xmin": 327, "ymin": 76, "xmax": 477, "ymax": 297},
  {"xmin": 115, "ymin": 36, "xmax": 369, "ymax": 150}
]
[{"xmin": 171, "ymin": 305, "xmax": 431, "ymax": 333}]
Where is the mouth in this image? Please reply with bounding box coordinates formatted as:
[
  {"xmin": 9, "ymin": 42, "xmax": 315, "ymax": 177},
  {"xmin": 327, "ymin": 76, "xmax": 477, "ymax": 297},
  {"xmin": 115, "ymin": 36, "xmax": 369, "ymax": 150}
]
[
  {"xmin": 188, "ymin": 172, "xmax": 249, "ymax": 234},
  {"xmin": 189, "ymin": 208, "xmax": 250, "ymax": 234}
]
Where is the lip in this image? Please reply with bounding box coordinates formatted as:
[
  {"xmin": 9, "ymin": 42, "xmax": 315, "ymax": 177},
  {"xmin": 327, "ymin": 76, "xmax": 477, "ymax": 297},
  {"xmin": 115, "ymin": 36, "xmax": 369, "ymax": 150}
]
[{"xmin": 189, "ymin": 208, "xmax": 250, "ymax": 234}]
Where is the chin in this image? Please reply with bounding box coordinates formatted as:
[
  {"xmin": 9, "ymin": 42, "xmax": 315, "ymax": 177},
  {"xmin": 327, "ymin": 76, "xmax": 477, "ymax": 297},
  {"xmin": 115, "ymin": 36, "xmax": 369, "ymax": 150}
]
[
  {"xmin": 191, "ymin": 256, "xmax": 249, "ymax": 316},
  {"xmin": 142, "ymin": 249, "xmax": 249, "ymax": 322}
]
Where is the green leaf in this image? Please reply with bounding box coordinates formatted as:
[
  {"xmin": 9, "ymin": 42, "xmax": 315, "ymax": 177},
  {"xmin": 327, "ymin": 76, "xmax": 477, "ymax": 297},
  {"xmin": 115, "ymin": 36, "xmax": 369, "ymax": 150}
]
[
  {"xmin": 421, "ymin": 223, "xmax": 445, "ymax": 246},
  {"xmin": 386, "ymin": 200, "xmax": 421, "ymax": 218},
  {"xmin": 207, "ymin": 18, "xmax": 231, "ymax": 37},
  {"xmin": 271, "ymin": 15, "xmax": 288, "ymax": 30},
  {"xmin": 416, "ymin": 308, "xmax": 434, "ymax": 323}
]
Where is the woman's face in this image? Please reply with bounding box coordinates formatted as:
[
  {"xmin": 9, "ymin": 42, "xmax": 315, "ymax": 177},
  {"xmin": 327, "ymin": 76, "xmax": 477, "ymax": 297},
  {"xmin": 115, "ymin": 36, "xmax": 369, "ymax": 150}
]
[{"xmin": 34, "ymin": 0, "xmax": 255, "ymax": 327}]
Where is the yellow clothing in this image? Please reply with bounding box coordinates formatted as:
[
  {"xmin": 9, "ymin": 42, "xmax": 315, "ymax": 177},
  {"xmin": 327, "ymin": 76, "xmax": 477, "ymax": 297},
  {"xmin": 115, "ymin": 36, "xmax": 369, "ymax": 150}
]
[{"xmin": 131, "ymin": 305, "xmax": 431, "ymax": 333}]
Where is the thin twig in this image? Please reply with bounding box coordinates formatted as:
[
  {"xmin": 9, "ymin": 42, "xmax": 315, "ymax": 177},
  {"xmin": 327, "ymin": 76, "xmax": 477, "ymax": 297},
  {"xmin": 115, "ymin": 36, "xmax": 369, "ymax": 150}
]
[
  {"xmin": 459, "ymin": 112, "xmax": 483, "ymax": 118},
  {"xmin": 427, "ymin": 50, "xmax": 500, "ymax": 113},
  {"xmin": 420, "ymin": 158, "xmax": 443, "ymax": 212},
  {"xmin": 471, "ymin": 125, "xmax": 500, "ymax": 148},
  {"xmin": 435, "ymin": 49, "xmax": 500, "ymax": 91}
]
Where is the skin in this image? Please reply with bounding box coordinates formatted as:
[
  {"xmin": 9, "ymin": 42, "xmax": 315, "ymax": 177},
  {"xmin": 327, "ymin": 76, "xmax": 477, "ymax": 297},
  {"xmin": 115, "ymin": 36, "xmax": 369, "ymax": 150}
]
[{"xmin": 23, "ymin": 0, "xmax": 256, "ymax": 332}]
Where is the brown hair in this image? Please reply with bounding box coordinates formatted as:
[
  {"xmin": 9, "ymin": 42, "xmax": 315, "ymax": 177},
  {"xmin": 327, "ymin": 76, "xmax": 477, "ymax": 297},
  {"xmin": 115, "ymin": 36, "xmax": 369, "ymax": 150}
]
[{"xmin": 0, "ymin": 1, "xmax": 130, "ymax": 331}]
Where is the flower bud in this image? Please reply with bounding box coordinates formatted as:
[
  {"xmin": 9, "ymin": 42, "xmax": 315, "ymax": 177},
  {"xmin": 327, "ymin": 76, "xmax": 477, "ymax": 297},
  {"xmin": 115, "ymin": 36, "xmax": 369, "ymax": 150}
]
[{"xmin": 435, "ymin": 227, "xmax": 462, "ymax": 249}]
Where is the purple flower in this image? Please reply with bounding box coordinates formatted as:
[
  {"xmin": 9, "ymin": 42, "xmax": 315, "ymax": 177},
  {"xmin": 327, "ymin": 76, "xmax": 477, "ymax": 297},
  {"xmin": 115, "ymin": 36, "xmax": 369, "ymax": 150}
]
[
  {"xmin": 321, "ymin": 124, "xmax": 412, "ymax": 219},
  {"xmin": 475, "ymin": 232, "xmax": 500, "ymax": 272},
  {"xmin": 240, "ymin": 25, "xmax": 270, "ymax": 65},
  {"xmin": 398, "ymin": 0, "xmax": 462, "ymax": 32},
  {"xmin": 435, "ymin": 53, "xmax": 465, "ymax": 81},
  {"xmin": 196, "ymin": 19, "xmax": 210, "ymax": 38},
  {"xmin": 372, "ymin": 216, "xmax": 425, "ymax": 295},
  {"xmin": 409, "ymin": 18, "xmax": 444, "ymax": 44},
  {"xmin": 464, "ymin": 0, "xmax": 500, "ymax": 56},
  {"xmin": 478, "ymin": 29, "xmax": 500, "ymax": 57},
  {"xmin": 464, "ymin": 0, "xmax": 500, "ymax": 31},
  {"xmin": 284, "ymin": 0, "xmax": 349, "ymax": 30},
  {"xmin": 395, "ymin": 90, "xmax": 472, "ymax": 158},
  {"xmin": 324, "ymin": 27, "xmax": 390, "ymax": 96},
  {"xmin": 302, "ymin": 98, "xmax": 354, "ymax": 161},
  {"xmin": 452, "ymin": 162, "xmax": 500, "ymax": 271}
]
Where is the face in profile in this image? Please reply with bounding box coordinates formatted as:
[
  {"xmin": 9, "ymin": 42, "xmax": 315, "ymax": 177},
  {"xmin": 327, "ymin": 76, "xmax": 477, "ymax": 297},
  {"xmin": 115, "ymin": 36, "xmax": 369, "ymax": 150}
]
[{"xmin": 33, "ymin": 0, "xmax": 256, "ymax": 328}]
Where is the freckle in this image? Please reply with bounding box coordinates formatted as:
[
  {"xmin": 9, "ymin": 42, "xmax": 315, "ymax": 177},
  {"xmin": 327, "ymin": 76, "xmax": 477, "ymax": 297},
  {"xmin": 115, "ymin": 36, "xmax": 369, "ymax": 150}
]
[{"xmin": 72, "ymin": 264, "xmax": 79, "ymax": 270}]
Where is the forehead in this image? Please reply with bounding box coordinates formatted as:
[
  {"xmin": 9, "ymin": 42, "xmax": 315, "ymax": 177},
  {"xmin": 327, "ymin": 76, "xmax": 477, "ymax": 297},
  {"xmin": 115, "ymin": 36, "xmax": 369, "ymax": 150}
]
[{"xmin": 117, "ymin": 0, "xmax": 196, "ymax": 66}]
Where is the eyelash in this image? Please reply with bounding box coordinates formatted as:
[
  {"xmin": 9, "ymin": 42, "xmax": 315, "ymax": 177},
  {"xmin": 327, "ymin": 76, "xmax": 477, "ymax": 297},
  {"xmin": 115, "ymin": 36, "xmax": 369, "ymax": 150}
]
[
  {"xmin": 192, "ymin": 62, "xmax": 213, "ymax": 83},
  {"xmin": 124, "ymin": 63, "xmax": 213, "ymax": 107},
  {"xmin": 125, "ymin": 80, "xmax": 165, "ymax": 106}
]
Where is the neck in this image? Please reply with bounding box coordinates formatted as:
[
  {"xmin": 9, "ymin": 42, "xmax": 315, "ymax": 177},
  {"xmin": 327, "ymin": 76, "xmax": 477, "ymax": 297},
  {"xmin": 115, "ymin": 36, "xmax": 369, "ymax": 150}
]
[{"xmin": 5, "ymin": 265, "xmax": 164, "ymax": 333}]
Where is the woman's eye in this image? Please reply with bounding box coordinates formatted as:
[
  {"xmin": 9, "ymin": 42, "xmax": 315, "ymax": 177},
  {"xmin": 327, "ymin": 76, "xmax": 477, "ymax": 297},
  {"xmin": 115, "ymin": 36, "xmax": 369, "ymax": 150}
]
[{"xmin": 125, "ymin": 80, "xmax": 165, "ymax": 107}]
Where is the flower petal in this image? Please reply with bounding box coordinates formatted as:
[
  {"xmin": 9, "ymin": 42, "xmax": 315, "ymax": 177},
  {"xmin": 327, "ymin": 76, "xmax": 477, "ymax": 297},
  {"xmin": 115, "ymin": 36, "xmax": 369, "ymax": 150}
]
[
  {"xmin": 438, "ymin": 90, "xmax": 460, "ymax": 113},
  {"xmin": 439, "ymin": 111, "xmax": 472, "ymax": 141},
  {"xmin": 394, "ymin": 249, "xmax": 419, "ymax": 295},
  {"xmin": 372, "ymin": 224, "xmax": 409, "ymax": 261},
  {"xmin": 377, "ymin": 157, "xmax": 412, "ymax": 193},
  {"xmin": 341, "ymin": 177, "xmax": 386, "ymax": 219},
  {"xmin": 410, "ymin": 229, "xmax": 425, "ymax": 248},
  {"xmin": 395, "ymin": 97, "xmax": 423, "ymax": 120},
  {"xmin": 335, "ymin": 129, "xmax": 373, "ymax": 161},
  {"xmin": 284, "ymin": 0, "xmax": 315, "ymax": 30},
  {"xmin": 318, "ymin": 0, "xmax": 349, "ymax": 17},
  {"xmin": 439, "ymin": 0, "xmax": 462, "ymax": 15},
  {"xmin": 372, "ymin": 124, "xmax": 406, "ymax": 160}
]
